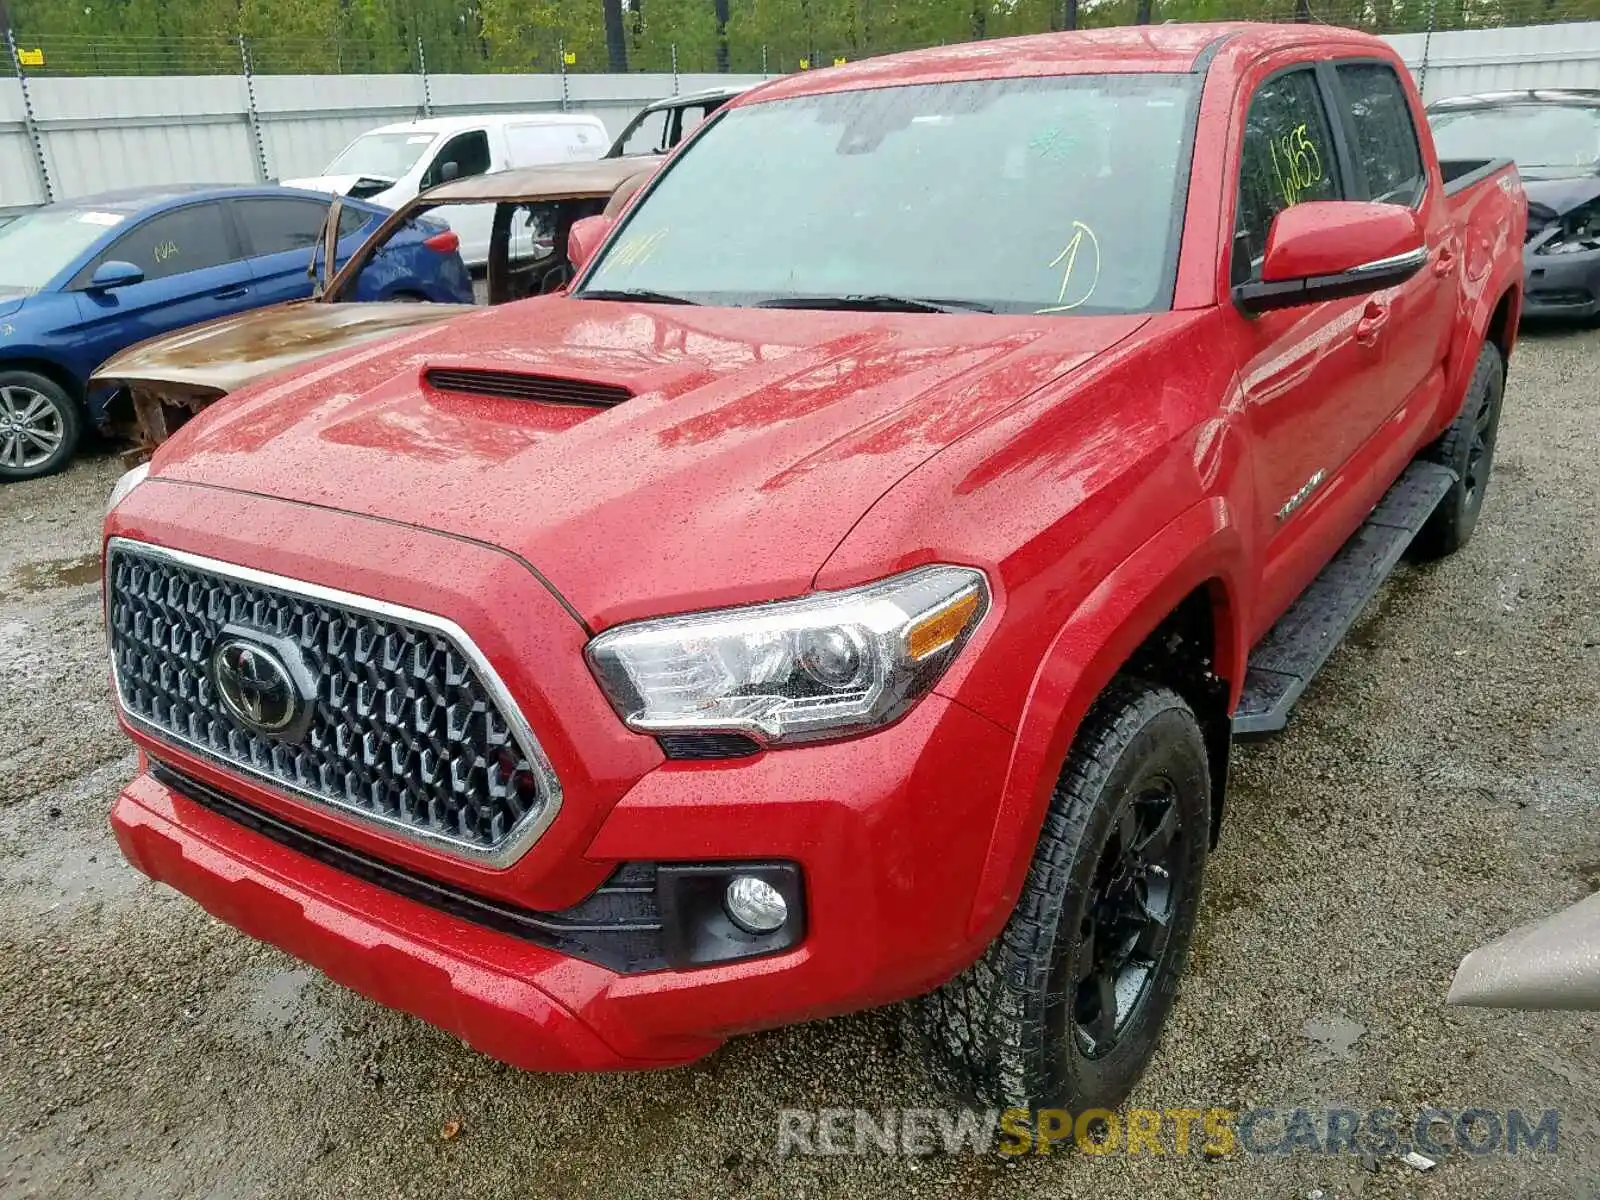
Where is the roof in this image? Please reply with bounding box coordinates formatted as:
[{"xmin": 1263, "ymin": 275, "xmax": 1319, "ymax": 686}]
[
  {"xmin": 1427, "ymin": 89, "xmax": 1600, "ymax": 111},
  {"xmin": 43, "ymin": 183, "xmax": 224, "ymax": 213},
  {"xmin": 41, "ymin": 182, "xmax": 367, "ymax": 215},
  {"xmin": 640, "ymin": 84, "xmax": 753, "ymax": 113},
  {"xmin": 413, "ymin": 156, "xmax": 655, "ymax": 204},
  {"xmin": 740, "ymin": 23, "xmax": 1389, "ymax": 102},
  {"xmin": 367, "ymin": 112, "xmax": 609, "ymax": 137}
]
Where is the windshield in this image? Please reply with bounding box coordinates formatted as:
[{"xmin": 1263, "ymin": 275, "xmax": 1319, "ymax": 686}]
[
  {"xmin": 0, "ymin": 207, "xmax": 123, "ymax": 294},
  {"xmin": 1430, "ymin": 104, "xmax": 1600, "ymax": 174},
  {"xmin": 578, "ymin": 74, "xmax": 1200, "ymax": 315},
  {"xmin": 324, "ymin": 132, "xmax": 436, "ymax": 181}
]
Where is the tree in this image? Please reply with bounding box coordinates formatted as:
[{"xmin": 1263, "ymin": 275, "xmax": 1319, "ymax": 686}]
[{"xmin": 603, "ymin": 0, "xmax": 628, "ymax": 70}]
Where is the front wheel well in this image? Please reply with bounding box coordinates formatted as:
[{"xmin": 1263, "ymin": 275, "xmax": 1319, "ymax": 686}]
[
  {"xmin": 1117, "ymin": 582, "xmax": 1234, "ymax": 845},
  {"xmin": 0, "ymin": 356, "xmax": 85, "ymax": 404}
]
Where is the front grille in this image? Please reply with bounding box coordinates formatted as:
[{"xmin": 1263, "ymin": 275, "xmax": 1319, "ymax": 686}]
[
  {"xmin": 106, "ymin": 539, "xmax": 561, "ymax": 866},
  {"xmin": 424, "ymin": 367, "xmax": 632, "ymax": 408}
]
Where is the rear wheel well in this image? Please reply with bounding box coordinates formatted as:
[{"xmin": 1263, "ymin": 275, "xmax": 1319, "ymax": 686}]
[
  {"xmin": 1485, "ymin": 288, "xmax": 1517, "ymax": 364},
  {"xmin": 1118, "ymin": 583, "xmax": 1233, "ymax": 844}
]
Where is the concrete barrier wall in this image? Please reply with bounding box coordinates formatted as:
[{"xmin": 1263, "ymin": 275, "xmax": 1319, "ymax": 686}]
[
  {"xmin": 0, "ymin": 70, "xmax": 768, "ymax": 213},
  {"xmin": 2, "ymin": 22, "xmax": 1598, "ymax": 214}
]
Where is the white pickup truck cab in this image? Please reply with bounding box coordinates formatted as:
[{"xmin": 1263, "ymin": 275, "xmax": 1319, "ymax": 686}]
[{"xmin": 285, "ymin": 113, "xmax": 609, "ymax": 265}]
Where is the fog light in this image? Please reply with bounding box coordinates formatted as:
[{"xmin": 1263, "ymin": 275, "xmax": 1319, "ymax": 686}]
[{"xmin": 724, "ymin": 875, "xmax": 788, "ymax": 933}]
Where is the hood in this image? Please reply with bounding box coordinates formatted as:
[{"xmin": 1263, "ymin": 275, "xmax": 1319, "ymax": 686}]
[
  {"xmin": 1522, "ymin": 172, "xmax": 1600, "ymax": 220},
  {"xmin": 0, "ymin": 295, "xmax": 24, "ymax": 321},
  {"xmin": 280, "ymin": 174, "xmax": 396, "ymax": 201},
  {"xmin": 151, "ymin": 299, "xmax": 1147, "ymax": 628},
  {"xmin": 92, "ymin": 301, "xmax": 470, "ymax": 397}
]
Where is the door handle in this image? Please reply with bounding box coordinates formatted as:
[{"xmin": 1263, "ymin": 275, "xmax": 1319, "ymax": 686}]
[
  {"xmin": 1355, "ymin": 300, "xmax": 1389, "ymax": 346},
  {"xmin": 1433, "ymin": 247, "xmax": 1456, "ymax": 277},
  {"xmin": 212, "ymin": 285, "xmax": 249, "ymax": 300}
]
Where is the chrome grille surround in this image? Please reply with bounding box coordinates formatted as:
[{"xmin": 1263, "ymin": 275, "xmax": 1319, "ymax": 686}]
[{"xmin": 105, "ymin": 537, "xmax": 562, "ymax": 868}]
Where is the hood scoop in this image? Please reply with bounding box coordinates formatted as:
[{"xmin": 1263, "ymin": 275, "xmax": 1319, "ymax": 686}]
[{"xmin": 424, "ymin": 366, "xmax": 633, "ymax": 409}]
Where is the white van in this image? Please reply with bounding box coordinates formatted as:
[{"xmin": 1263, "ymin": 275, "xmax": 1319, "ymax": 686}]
[{"xmin": 284, "ymin": 113, "xmax": 609, "ymax": 265}]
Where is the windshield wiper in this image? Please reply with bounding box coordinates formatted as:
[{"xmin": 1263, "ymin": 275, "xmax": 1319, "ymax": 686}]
[
  {"xmin": 580, "ymin": 287, "xmax": 701, "ymax": 305},
  {"xmin": 752, "ymin": 294, "xmax": 995, "ymax": 314}
]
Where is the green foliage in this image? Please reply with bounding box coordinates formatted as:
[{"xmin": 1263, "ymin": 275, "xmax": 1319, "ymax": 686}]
[{"xmin": 7, "ymin": 0, "xmax": 1600, "ymax": 74}]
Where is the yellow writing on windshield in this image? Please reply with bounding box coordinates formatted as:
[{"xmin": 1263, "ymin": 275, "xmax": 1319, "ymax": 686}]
[
  {"xmin": 609, "ymin": 229, "xmax": 668, "ymax": 268},
  {"xmin": 1038, "ymin": 220, "xmax": 1101, "ymax": 313}
]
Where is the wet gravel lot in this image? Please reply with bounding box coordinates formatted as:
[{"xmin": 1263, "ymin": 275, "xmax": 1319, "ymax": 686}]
[{"xmin": 1, "ymin": 328, "xmax": 1598, "ymax": 1200}]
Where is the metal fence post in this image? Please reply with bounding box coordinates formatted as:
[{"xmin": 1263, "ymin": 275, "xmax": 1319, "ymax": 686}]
[
  {"xmin": 761, "ymin": 43, "xmax": 768, "ymax": 78},
  {"xmin": 1416, "ymin": 0, "xmax": 1437, "ymax": 101},
  {"xmin": 417, "ymin": 35, "xmax": 432, "ymax": 117},
  {"xmin": 558, "ymin": 38, "xmax": 569, "ymax": 111},
  {"xmin": 671, "ymin": 43, "xmax": 679, "ymax": 94},
  {"xmin": 238, "ymin": 36, "xmax": 270, "ymax": 183},
  {"xmin": 6, "ymin": 25, "xmax": 54, "ymax": 203}
]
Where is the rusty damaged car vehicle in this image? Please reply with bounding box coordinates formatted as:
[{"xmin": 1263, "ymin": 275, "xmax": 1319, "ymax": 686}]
[{"xmin": 92, "ymin": 157, "xmax": 656, "ymax": 453}]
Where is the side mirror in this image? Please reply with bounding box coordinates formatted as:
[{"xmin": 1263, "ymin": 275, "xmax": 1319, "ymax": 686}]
[
  {"xmin": 88, "ymin": 260, "xmax": 145, "ymax": 291},
  {"xmin": 439, "ymin": 161, "xmax": 461, "ymax": 183},
  {"xmin": 1234, "ymin": 202, "xmax": 1427, "ymax": 314},
  {"xmin": 567, "ymin": 215, "xmax": 615, "ymax": 275}
]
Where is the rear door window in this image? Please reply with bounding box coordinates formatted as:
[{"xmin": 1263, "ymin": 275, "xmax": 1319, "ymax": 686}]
[
  {"xmin": 230, "ymin": 197, "xmax": 332, "ymax": 257},
  {"xmin": 79, "ymin": 202, "xmax": 238, "ymax": 285},
  {"xmin": 1335, "ymin": 62, "xmax": 1426, "ymax": 207},
  {"xmin": 1232, "ymin": 68, "xmax": 1344, "ymax": 285}
]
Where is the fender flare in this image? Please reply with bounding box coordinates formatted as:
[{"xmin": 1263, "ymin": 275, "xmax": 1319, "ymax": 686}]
[
  {"xmin": 964, "ymin": 496, "xmax": 1248, "ymax": 941},
  {"xmin": 1446, "ymin": 261, "xmax": 1520, "ymax": 421},
  {"xmin": 0, "ymin": 351, "xmax": 87, "ymax": 402}
]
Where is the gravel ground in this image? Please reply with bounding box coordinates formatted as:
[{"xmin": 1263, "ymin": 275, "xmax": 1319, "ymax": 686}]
[{"xmin": 1, "ymin": 328, "xmax": 1598, "ymax": 1200}]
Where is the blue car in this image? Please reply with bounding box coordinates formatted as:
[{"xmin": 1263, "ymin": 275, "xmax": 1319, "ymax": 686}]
[{"xmin": 0, "ymin": 184, "xmax": 472, "ymax": 480}]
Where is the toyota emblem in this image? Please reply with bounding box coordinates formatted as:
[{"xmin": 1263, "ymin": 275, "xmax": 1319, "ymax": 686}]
[{"xmin": 211, "ymin": 634, "xmax": 308, "ymax": 737}]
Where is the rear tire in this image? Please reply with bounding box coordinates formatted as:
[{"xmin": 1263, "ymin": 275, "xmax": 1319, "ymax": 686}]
[
  {"xmin": 1413, "ymin": 341, "xmax": 1504, "ymax": 560},
  {"xmin": 0, "ymin": 370, "xmax": 80, "ymax": 482},
  {"xmin": 915, "ymin": 680, "xmax": 1209, "ymax": 1111}
]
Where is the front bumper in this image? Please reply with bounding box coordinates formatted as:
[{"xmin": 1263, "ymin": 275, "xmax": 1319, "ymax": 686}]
[
  {"xmin": 112, "ymin": 684, "xmax": 1014, "ymax": 1068},
  {"xmin": 1524, "ymin": 246, "xmax": 1600, "ymax": 319},
  {"xmin": 106, "ymin": 478, "xmax": 1018, "ymax": 1068}
]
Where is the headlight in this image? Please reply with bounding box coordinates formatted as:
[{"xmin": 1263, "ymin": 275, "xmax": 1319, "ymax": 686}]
[
  {"xmin": 105, "ymin": 463, "xmax": 149, "ymax": 516},
  {"xmin": 1536, "ymin": 203, "xmax": 1600, "ymax": 255},
  {"xmin": 586, "ymin": 565, "xmax": 990, "ymax": 746}
]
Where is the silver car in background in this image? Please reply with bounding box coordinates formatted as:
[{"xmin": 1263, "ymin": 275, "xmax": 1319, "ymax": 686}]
[{"xmin": 1429, "ymin": 89, "xmax": 1600, "ymax": 320}]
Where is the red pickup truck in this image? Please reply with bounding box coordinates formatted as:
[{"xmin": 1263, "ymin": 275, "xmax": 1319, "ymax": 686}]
[{"xmin": 103, "ymin": 23, "xmax": 1524, "ymax": 1112}]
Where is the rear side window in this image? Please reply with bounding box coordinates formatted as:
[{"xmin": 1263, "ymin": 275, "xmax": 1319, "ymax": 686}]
[
  {"xmin": 1336, "ymin": 63, "xmax": 1426, "ymax": 207},
  {"xmin": 337, "ymin": 206, "xmax": 370, "ymax": 239},
  {"xmin": 232, "ymin": 197, "xmax": 331, "ymax": 256},
  {"xmin": 1233, "ymin": 69, "xmax": 1343, "ymax": 284},
  {"xmin": 86, "ymin": 202, "xmax": 236, "ymax": 284},
  {"xmin": 677, "ymin": 103, "xmax": 719, "ymax": 140}
]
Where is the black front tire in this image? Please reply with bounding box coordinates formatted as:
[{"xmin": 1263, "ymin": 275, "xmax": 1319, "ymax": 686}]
[
  {"xmin": 915, "ymin": 680, "xmax": 1210, "ymax": 1111},
  {"xmin": 0, "ymin": 369, "xmax": 80, "ymax": 482},
  {"xmin": 1414, "ymin": 341, "xmax": 1505, "ymax": 560}
]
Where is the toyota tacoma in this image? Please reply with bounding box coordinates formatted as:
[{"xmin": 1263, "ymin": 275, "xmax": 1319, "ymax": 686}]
[{"xmin": 104, "ymin": 24, "xmax": 1525, "ymax": 1111}]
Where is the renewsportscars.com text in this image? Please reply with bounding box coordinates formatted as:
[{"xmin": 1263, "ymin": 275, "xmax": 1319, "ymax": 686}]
[{"xmin": 776, "ymin": 1106, "xmax": 1560, "ymax": 1158}]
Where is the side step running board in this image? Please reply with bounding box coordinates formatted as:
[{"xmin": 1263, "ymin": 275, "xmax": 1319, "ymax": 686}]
[{"xmin": 1232, "ymin": 460, "xmax": 1457, "ymax": 736}]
